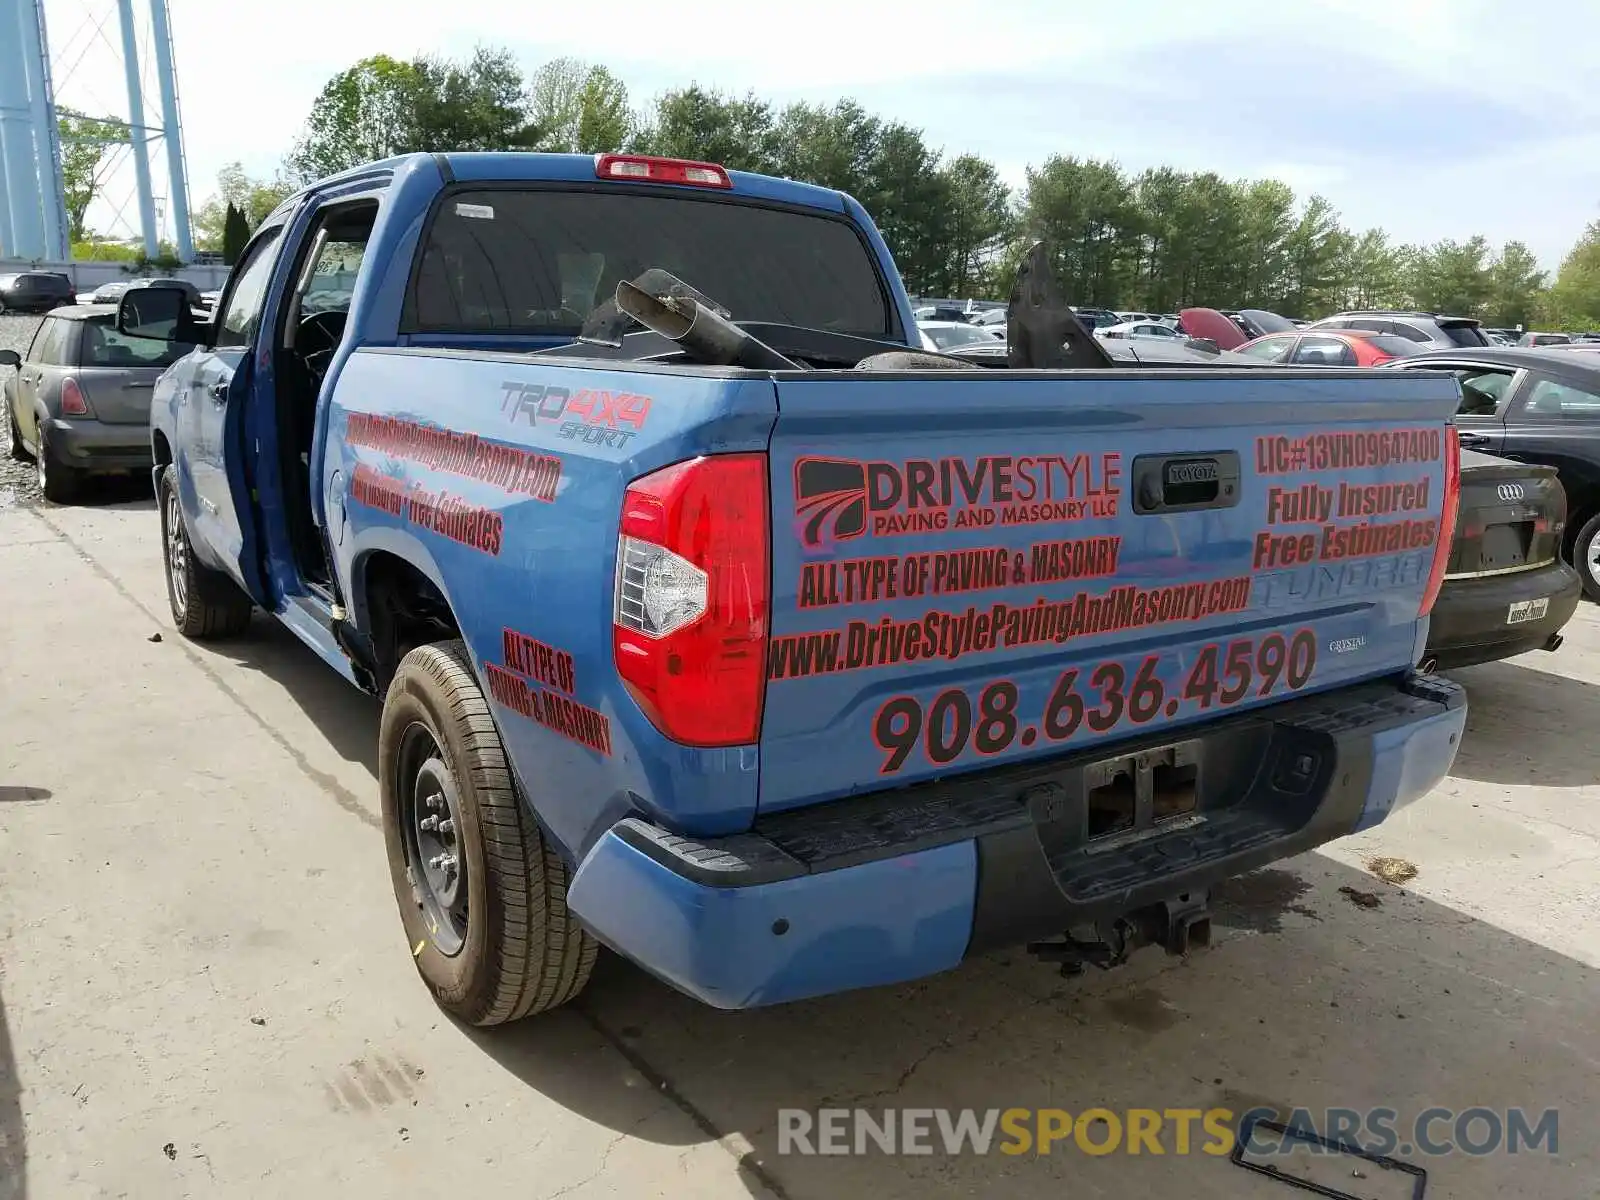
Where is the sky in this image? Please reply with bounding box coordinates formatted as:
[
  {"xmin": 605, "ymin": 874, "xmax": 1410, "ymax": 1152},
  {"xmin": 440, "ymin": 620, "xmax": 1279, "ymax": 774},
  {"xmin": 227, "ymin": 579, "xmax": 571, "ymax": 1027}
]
[{"xmin": 43, "ymin": 0, "xmax": 1600, "ymax": 269}]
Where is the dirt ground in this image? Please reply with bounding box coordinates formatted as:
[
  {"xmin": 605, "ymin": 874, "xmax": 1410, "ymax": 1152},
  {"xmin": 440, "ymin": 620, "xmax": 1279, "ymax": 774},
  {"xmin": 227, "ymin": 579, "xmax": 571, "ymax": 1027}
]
[{"xmin": 1, "ymin": 473, "xmax": 1597, "ymax": 1199}]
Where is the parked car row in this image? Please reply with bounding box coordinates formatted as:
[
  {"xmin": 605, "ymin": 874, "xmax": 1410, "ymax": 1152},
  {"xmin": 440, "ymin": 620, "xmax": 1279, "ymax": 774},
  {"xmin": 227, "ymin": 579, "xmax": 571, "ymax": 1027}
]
[{"xmin": 925, "ymin": 300, "xmax": 1589, "ymax": 674}]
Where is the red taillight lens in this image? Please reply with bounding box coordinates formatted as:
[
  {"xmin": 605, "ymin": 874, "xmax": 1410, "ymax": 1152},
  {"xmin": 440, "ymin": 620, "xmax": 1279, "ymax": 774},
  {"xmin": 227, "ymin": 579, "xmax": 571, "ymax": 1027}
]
[
  {"xmin": 1419, "ymin": 430, "xmax": 1461, "ymax": 617},
  {"xmin": 60, "ymin": 377, "xmax": 88, "ymax": 416},
  {"xmin": 595, "ymin": 153, "xmax": 732, "ymax": 189},
  {"xmin": 613, "ymin": 454, "xmax": 769, "ymax": 746}
]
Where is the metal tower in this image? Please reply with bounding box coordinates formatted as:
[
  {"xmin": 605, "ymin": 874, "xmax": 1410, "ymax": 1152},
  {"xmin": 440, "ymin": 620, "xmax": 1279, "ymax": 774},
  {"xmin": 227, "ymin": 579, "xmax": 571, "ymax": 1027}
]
[{"xmin": 0, "ymin": 0, "xmax": 194, "ymax": 263}]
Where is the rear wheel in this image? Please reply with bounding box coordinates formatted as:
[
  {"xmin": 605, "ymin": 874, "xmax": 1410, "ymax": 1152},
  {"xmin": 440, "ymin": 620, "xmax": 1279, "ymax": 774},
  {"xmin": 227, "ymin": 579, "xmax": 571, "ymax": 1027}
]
[
  {"xmin": 1573, "ymin": 512, "xmax": 1600, "ymax": 603},
  {"xmin": 35, "ymin": 428, "xmax": 82, "ymax": 503},
  {"xmin": 159, "ymin": 464, "xmax": 253, "ymax": 637},
  {"xmin": 380, "ymin": 640, "xmax": 596, "ymax": 1026}
]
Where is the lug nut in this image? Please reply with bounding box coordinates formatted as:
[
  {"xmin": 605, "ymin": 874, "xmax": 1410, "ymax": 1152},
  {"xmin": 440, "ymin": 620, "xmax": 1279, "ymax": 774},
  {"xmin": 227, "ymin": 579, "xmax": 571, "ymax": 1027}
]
[
  {"xmin": 428, "ymin": 853, "xmax": 457, "ymax": 872},
  {"xmin": 438, "ymin": 819, "xmax": 454, "ymax": 834},
  {"xmin": 419, "ymin": 815, "xmax": 439, "ymax": 831}
]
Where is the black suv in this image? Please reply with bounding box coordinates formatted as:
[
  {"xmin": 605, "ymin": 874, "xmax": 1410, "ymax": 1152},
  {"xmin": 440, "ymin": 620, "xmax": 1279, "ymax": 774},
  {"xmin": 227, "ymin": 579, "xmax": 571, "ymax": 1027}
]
[
  {"xmin": 1309, "ymin": 310, "xmax": 1489, "ymax": 350},
  {"xmin": 0, "ymin": 272, "xmax": 75, "ymax": 314}
]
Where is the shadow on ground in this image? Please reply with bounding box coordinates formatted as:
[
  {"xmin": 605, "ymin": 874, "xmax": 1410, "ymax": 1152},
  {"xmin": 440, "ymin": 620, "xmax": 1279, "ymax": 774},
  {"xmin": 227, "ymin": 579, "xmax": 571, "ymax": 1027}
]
[
  {"xmin": 209, "ymin": 621, "xmax": 1597, "ymax": 1199},
  {"xmin": 467, "ymin": 854, "xmax": 1593, "ymax": 1199},
  {"xmin": 0, "ymin": 989, "xmax": 24, "ymax": 1200},
  {"xmin": 213, "ymin": 616, "xmax": 380, "ymax": 778},
  {"xmin": 1445, "ymin": 658, "xmax": 1600, "ymax": 787}
]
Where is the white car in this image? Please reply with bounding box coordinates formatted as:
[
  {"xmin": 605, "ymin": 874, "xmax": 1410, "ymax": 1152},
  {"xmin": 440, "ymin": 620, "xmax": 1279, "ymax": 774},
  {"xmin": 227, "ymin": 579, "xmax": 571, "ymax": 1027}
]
[
  {"xmin": 1100, "ymin": 320, "xmax": 1185, "ymax": 341},
  {"xmin": 918, "ymin": 321, "xmax": 1006, "ymax": 351}
]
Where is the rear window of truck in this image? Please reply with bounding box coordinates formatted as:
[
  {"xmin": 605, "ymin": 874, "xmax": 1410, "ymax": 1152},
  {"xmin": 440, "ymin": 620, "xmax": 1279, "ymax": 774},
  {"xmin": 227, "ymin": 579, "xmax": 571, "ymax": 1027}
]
[{"xmin": 406, "ymin": 187, "xmax": 892, "ymax": 339}]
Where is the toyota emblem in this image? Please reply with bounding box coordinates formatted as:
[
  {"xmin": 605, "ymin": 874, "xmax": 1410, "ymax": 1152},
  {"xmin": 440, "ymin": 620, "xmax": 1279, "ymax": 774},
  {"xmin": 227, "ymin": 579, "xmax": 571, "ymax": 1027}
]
[{"xmin": 1496, "ymin": 483, "xmax": 1526, "ymax": 502}]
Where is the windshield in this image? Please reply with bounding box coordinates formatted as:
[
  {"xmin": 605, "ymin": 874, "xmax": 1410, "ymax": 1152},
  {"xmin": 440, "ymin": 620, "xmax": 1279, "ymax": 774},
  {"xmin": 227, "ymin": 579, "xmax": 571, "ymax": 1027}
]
[
  {"xmin": 82, "ymin": 315, "xmax": 191, "ymax": 367},
  {"xmin": 921, "ymin": 324, "xmax": 997, "ymax": 349},
  {"xmin": 408, "ymin": 187, "xmax": 891, "ymax": 339}
]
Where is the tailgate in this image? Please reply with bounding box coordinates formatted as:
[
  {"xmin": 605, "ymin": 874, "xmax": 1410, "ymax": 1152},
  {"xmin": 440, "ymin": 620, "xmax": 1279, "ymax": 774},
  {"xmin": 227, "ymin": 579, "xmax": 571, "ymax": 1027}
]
[{"xmin": 760, "ymin": 369, "xmax": 1459, "ymax": 811}]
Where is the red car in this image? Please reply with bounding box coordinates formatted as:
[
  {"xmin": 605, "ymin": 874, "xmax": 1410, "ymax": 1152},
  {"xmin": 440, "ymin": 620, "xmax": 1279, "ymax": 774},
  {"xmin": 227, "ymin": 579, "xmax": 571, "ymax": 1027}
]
[{"xmin": 1233, "ymin": 328, "xmax": 1425, "ymax": 366}]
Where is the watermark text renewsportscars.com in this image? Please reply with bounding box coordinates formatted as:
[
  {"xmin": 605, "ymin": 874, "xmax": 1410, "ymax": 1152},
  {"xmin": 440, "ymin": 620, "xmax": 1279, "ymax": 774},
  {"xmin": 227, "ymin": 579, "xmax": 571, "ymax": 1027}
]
[{"xmin": 777, "ymin": 1106, "xmax": 1559, "ymax": 1158}]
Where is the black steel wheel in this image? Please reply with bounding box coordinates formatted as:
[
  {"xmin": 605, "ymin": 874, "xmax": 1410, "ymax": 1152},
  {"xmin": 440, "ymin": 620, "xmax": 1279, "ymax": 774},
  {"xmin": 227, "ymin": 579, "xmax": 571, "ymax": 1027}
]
[{"xmin": 380, "ymin": 640, "xmax": 597, "ymax": 1025}]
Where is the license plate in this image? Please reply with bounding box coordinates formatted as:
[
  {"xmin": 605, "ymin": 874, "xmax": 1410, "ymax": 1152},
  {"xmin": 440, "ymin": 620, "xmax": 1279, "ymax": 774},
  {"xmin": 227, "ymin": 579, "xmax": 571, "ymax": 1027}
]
[{"xmin": 1506, "ymin": 597, "xmax": 1549, "ymax": 625}]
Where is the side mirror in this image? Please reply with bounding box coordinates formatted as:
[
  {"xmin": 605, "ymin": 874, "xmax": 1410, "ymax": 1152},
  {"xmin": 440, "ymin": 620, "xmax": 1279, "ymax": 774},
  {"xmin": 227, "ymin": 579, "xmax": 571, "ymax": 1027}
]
[
  {"xmin": 0, "ymin": 349, "xmax": 18, "ymax": 369},
  {"xmin": 117, "ymin": 285, "xmax": 198, "ymax": 342}
]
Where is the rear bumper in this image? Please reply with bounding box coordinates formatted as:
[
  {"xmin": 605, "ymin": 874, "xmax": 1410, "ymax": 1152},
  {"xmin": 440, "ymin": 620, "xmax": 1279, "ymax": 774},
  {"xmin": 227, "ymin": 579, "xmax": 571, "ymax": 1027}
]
[
  {"xmin": 1428, "ymin": 560, "xmax": 1581, "ymax": 670},
  {"xmin": 567, "ymin": 673, "xmax": 1466, "ymax": 1009},
  {"xmin": 42, "ymin": 417, "xmax": 153, "ymax": 472}
]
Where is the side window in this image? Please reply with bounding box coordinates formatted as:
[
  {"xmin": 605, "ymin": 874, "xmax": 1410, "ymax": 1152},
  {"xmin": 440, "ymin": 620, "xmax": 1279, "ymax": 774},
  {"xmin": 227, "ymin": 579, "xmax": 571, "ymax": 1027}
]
[
  {"xmin": 1393, "ymin": 322, "xmax": 1432, "ymax": 343},
  {"xmin": 1239, "ymin": 335, "xmax": 1296, "ymax": 362},
  {"xmin": 1347, "ymin": 319, "xmax": 1387, "ymax": 333},
  {"xmin": 30, "ymin": 318, "xmax": 70, "ymax": 366},
  {"xmin": 1453, "ymin": 368, "xmax": 1515, "ymax": 417},
  {"xmin": 215, "ymin": 229, "xmax": 285, "ymax": 349},
  {"xmin": 1292, "ymin": 336, "xmax": 1353, "ymax": 366},
  {"xmin": 1524, "ymin": 377, "xmax": 1600, "ymax": 420},
  {"xmin": 25, "ymin": 316, "xmax": 57, "ymax": 362}
]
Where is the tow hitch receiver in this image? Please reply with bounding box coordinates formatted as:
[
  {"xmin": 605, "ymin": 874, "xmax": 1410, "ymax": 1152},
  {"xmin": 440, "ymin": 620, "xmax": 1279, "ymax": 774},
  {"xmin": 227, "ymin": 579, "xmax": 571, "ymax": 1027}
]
[{"xmin": 1027, "ymin": 891, "xmax": 1212, "ymax": 977}]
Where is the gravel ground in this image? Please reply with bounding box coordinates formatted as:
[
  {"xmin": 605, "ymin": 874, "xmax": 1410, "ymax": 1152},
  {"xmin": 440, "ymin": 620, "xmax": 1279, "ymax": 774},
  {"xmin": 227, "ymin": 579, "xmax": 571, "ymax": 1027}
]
[{"xmin": 0, "ymin": 313, "xmax": 42, "ymax": 501}]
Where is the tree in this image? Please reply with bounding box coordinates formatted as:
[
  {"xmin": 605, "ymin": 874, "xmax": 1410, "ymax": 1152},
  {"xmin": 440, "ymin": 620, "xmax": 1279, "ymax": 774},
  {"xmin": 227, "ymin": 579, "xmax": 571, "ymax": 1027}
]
[
  {"xmin": 1406, "ymin": 236, "xmax": 1493, "ymax": 317},
  {"xmin": 637, "ymin": 87, "xmax": 780, "ymax": 173},
  {"xmin": 1485, "ymin": 241, "xmax": 1547, "ymax": 329},
  {"xmin": 289, "ymin": 48, "xmax": 537, "ymax": 181},
  {"xmin": 930, "ymin": 155, "xmax": 1012, "ymax": 298},
  {"xmin": 529, "ymin": 58, "xmax": 633, "ymax": 153},
  {"xmin": 1543, "ymin": 221, "xmax": 1600, "ymax": 329},
  {"xmin": 221, "ymin": 203, "xmax": 250, "ymax": 264},
  {"xmin": 1338, "ymin": 229, "xmax": 1406, "ymax": 311},
  {"xmin": 1021, "ymin": 156, "xmax": 1139, "ymax": 305},
  {"xmin": 192, "ymin": 163, "xmax": 295, "ymax": 250},
  {"xmin": 57, "ymin": 109, "xmax": 126, "ymax": 242}
]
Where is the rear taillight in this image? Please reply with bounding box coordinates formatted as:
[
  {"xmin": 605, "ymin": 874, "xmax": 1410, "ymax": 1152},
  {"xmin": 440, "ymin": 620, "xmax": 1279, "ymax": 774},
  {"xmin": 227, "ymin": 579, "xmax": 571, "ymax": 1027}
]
[
  {"xmin": 613, "ymin": 454, "xmax": 769, "ymax": 746},
  {"xmin": 1419, "ymin": 430, "xmax": 1461, "ymax": 617},
  {"xmin": 60, "ymin": 377, "xmax": 88, "ymax": 416},
  {"xmin": 595, "ymin": 154, "xmax": 732, "ymax": 189}
]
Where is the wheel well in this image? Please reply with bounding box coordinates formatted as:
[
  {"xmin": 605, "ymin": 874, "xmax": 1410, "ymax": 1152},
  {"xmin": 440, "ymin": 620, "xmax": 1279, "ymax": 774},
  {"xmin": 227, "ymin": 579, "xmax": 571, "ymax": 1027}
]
[
  {"xmin": 1563, "ymin": 486, "xmax": 1600, "ymax": 555},
  {"xmin": 359, "ymin": 552, "xmax": 463, "ymax": 692},
  {"xmin": 152, "ymin": 429, "xmax": 172, "ymax": 469}
]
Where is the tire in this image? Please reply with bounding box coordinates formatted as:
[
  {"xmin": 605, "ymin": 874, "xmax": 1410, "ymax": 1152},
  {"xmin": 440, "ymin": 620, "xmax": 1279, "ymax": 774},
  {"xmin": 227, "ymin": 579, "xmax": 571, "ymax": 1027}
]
[
  {"xmin": 380, "ymin": 640, "xmax": 596, "ymax": 1026},
  {"xmin": 1572, "ymin": 511, "xmax": 1600, "ymax": 603},
  {"xmin": 158, "ymin": 464, "xmax": 253, "ymax": 637},
  {"xmin": 35, "ymin": 427, "xmax": 82, "ymax": 503},
  {"xmin": 4, "ymin": 390, "xmax": 28, "ymax": 463}
]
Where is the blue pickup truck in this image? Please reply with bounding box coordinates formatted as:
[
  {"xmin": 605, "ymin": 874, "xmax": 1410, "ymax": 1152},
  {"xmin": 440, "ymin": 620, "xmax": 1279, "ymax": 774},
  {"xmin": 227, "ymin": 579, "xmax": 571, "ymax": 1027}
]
[{"xmin": 116, "ymin": 151, "xmax": 1467, "ymax": 1023}]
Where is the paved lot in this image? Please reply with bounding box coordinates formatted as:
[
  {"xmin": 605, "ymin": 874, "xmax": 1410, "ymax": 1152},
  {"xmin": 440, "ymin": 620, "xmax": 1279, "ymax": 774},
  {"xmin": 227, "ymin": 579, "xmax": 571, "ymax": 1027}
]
[{"xmin": 2, "ymin": 355, "xmax": 1598, "ymax": 1196}]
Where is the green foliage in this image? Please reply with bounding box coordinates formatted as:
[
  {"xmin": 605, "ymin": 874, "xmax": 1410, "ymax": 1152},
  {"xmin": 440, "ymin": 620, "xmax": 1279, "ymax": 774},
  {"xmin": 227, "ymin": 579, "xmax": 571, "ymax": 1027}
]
[
  {"xmin": 120, "ymin": 248, "xmax": 185, "ymax": 274},
  {"xmin": 221, "ymin": 203, "xmax": 250, "ymax": 265},
  {"xmin": 71, "ymin": 239, "xmax": 138, "ymax": 262},
  {"xmin": 528, "ymin": 58, "xmax": 634, "ymax": 153},
  {"xmin": 1540, "ymin": 222, "xmax": 1600, "ymax": 329},
  {"xmin": 57, "ymin": 109, "xmax": 127, "ymax": 243},
  {"xmin": 274, "ymin": 47, "xmax": 1600, "ymax": 323},
  {"xmin": 288, "ymin": 48, "xmax": 538, "ymax": 182},
  {"xmin": 192, "ymin": 163, "xmax": 295, "ymax": 251}
]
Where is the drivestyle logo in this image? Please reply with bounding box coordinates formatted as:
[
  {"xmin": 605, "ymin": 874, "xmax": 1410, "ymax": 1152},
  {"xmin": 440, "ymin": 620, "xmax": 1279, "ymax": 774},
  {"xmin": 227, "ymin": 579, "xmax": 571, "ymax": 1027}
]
[{"xmin": 793, "ymin": 453, "xmax": 1122, "ymax": 549}]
